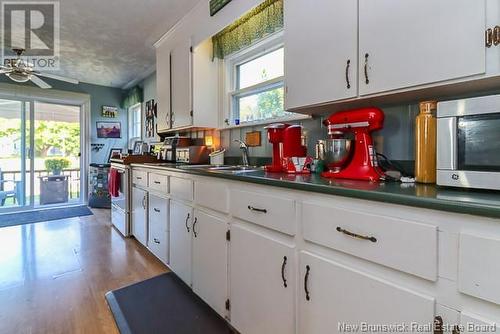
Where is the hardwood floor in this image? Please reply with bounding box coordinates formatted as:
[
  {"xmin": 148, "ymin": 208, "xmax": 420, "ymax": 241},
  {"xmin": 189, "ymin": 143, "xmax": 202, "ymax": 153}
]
[{"xmin": 0, "ymin": 208, "xmax": 168, "ymax": 334}]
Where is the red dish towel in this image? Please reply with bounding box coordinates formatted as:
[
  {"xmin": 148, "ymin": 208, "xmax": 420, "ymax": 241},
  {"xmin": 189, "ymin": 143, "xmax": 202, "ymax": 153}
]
[{"xmin": 108, "ymin": 168, "xmax": 121, "ymax": 198}]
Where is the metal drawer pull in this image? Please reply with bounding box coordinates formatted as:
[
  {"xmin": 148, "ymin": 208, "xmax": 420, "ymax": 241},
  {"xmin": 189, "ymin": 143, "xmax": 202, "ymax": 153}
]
[
  {"xmin": 304, "ymin": 265, "xmax": 311, "ymax": 301},
  {"xmin": 153, "ymin": 238, "xmax": 160, "ymax": 244},
  {"xmin": 281, "ymin": 256, "xmax": 288, "ymax": 288},
  {"xmin": 247, "ymin": 205, "xmax": 267, "ymax": 214},
  {"xmin": 486, "ymin": 28, "xmax": 493, "ymax": 47},
  {"xmin": 494, "ymin": 26, "xmax": 500, "ymax": 46},
  {"xmin": 136, "ymin": 176, "xmax": 142, "ymax": 180},
  {"xmin": 345, "ymin": 59, "xmax": 351, "ymax": 89},
  {"xmin": 193, "ymin": 218, "xmax": 198, "ymax": 238},
  {"xmin": 364, "ymin": 53, "xmax": 370, "ymax": 84},
  {"xmin": 141, "ymin": 195, "xmax": 146, "ymax": 209},
  {"xmin": 336, "ymin": 226, "xmax": 377, "ymax": 243},
  {"xmin": 434, "ymin": 316, "xmax": 443, "ymax": 334},
  {"xmin": 154, "ymin": 181, "xmax": 161, "ymax": 184},
  {"xmin": 185, "ymin": 213, "xmax": 190, "ymax": 232},
  {"xmin": 154, "ymin": 208, "xmax": 160, "ymax": 213}
]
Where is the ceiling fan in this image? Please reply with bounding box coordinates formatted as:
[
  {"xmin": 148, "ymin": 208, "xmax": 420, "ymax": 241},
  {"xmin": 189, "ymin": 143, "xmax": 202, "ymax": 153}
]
[{"xmin": 0, "ymin": 48, "xmax": 79, "ymax": 89}]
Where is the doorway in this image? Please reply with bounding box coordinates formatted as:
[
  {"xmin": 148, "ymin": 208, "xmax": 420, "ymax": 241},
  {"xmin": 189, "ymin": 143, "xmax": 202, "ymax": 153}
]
[{"xmin": 0, "ymin": 98, "xmax": 85, "ymax": 213}]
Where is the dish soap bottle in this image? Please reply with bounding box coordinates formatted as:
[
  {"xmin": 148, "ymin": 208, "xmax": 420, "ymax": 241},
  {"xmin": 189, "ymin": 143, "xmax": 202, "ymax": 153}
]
[{"xmin": 415, "ymin": 101, "xmax": 437, "ymax": 183}]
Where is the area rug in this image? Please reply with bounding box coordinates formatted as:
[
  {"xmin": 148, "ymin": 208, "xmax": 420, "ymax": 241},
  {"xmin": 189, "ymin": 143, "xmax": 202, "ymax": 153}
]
[
  {"xmin": 105, "ymin": 272, "xmax": 235, "ymax": 334},
  {"xmin": 0, "ymin": 205, "xmax": 93, "ymax": 228}
]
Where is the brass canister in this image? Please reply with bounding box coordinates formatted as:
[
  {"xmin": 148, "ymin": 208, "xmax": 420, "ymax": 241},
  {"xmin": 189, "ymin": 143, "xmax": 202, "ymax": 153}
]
[{"xmin": 415, "ymin": 101, "xmax": 437, "ymax": 183}]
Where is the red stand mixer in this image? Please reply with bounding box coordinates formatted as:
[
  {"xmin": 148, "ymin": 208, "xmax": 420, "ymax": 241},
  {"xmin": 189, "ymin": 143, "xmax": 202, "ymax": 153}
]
[
  {"xmin": 321, "ymin": 107, "xmax": 385, "ymax": 181},
  {"xmin": 265, "ymin": 124, "xmax": 313, "ymax": 174}
]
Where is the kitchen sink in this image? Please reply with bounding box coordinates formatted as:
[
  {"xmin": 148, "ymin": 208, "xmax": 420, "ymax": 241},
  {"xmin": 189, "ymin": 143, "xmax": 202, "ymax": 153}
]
[{"xmin": 178, "ymin": 164, "xmax": 261, "ymax": 174}]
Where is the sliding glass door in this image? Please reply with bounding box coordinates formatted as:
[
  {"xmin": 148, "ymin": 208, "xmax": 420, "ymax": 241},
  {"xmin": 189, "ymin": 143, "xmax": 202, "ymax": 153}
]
[
  {"xmin": 0, "ymin": 98, "xmax": 83, "ymax": 213},
  {"xmin": 33, "ymin": 102, "xmax": 82, "ymax": 207},
  {"xmin": 0, "ymin": 99, "xmax": 30, "ymax": 212}
]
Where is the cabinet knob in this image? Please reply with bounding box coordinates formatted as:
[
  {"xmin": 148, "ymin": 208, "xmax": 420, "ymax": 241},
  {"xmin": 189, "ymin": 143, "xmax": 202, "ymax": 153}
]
[
  {"xmin": 247, "ymin": 205, "xmax": 267, "ymax": 214},
  {"xmin": 364, "ymin": 53, "xmax": 370, "ymax": 84},
  {"xmin": 304, "ymin": 265, "xmax": 311, "ymax": 301},
  {"xmin": 185, "ymin": 213, "xmax": 190, "ymax": 232},
  {"xmin": 486, "ymin": 28, "xmax": 493, "ymax": 48},
  {"xmin": 281, "ymin": 256, "xmax": 288, "ymax": 288},
  {"xmin": 336, "ymin": 226, "xmax": 377, "ymax": 243},
  {"xmin": 345, "ymin": 59, "xmax": 351, "ymax": 89},
  {"xmin": 154, "ymin": 208, "xmax": 160, "ymax": 213},
  {"xmin": 153, "ymin": 238, "xmax": 160, "ymax": 244}
]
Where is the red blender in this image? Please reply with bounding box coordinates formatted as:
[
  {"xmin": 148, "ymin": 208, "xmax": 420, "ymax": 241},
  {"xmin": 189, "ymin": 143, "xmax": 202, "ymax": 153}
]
[
  {"xmin": 265, "ymin": 124, "xmax": 312, "ymax": 174},
  {"xmin": 321, "ymin": 107, "xmax": 385, "ymax": 181}
]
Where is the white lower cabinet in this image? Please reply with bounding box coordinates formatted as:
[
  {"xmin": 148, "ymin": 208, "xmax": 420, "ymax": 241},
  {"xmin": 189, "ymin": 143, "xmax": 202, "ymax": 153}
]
[
  {"xmin": 299, "ymin": 251, "xmax": 435, "ymax": 334},
  {"xmin": 148, "ymin": 193, "xmax": 169, "ymax": 264},
  {"xmin": 230, "ymin": 224, "xmax": 295, "ymax": 334},
  {"xmin": 131, "ymin": 186, "xmax": 148, "ymax": 246},
  {"xmin": 169, "ymin": 199, "xmax": 193, "ymax": 285},
  {"xmin": 192, "ymin": 209, "xmax": 228, "ymax": 317}
]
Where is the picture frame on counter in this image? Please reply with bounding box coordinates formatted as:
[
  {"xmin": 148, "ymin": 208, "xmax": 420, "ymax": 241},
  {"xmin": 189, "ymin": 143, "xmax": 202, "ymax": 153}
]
[
  {"xmin": 107, "ymin": 148, "xmax": 123, "ymax": 163},
  {"xmin": 101, "ymin": 106, "xmax": 118, "ymax": 118},
  {"xmin": 132, "ymin": 140, "xmax": 143, "ymax": 155}
]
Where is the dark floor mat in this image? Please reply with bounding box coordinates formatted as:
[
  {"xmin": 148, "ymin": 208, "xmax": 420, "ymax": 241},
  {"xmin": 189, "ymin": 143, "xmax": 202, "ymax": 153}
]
[
  {"xmin": 0, "ymin": 205, "xmax": 93, "ymax": 228},
  {"xmin": 105, "ymin": 272, "xmax": 236, "ymax": 334}
]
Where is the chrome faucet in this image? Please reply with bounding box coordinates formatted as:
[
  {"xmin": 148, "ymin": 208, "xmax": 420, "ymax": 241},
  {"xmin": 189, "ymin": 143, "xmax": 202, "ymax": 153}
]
[{"xmin": 234, "ymin": 139, "xmax": 250, "ymax": 166}]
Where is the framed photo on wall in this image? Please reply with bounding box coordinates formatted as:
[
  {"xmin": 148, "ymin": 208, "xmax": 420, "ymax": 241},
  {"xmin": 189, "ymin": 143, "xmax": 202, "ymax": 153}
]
[
  {"xmin": 102, "ymin": 106, "xmax": 118, "ymax": 118},
  {"xmin": 97, "ymin": 122, "xmax": 121, "ymax": 138}
]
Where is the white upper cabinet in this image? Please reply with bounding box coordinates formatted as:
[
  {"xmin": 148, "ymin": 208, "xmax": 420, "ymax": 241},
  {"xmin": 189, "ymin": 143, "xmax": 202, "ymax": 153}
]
[
  {"xmin": 284, "ymin": 0, "xmax": 358, "ymax": 110},
  {"xmin": 358, "ymin": 0, "xmax": 486, "ymax": 95},
  {"xmin": 156, "ymin": 42, "xmax": 171, "ymax": 132},
  {"xmin": 170, "ymin": 38, "xmax": 193, "ymax": 129},
  {"xmin": 193, "ymin": 39, "xmax": 219, "ymax": 128}
]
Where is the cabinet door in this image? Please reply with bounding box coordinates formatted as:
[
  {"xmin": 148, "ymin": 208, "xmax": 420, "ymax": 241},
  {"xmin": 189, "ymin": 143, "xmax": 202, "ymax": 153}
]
[
  {"xmin": 169, "ymin": 199, "xmax": 193, "ymax": 285},
  {"xmin": 131, "ymin": 186, "xmax": 147, "ymax": 246},
  {"xmin": 193, "ymin": 39, "xmax": 219, "ymax": 128},
  {"xmin": 148, "ymin": 194, "xmax": 169, "ymax": 264},
  {"xmin": 192, "ymin": 209, "xmax": 228, "ymax": 317},
  {"xmin": 359, "ymin": 0, "xmax": 486, "ymax": 95},
  {"xmin": 171, "ymin": 38, "xmax": 193, "ymax": 129},
  {"xmin": 299, "ymin": 251, "xmax": 435, "ymax": 334},
  {"xmin": 230, "ymin": 224, "xmax": 295, "ymax": 334},
  {"xmin": 285, "ymin": 0, "xmax": 358, "ymax": 110},
  {"xmin": 156, "ymin": 42, "xmax": 171, "ymax": 132},
  {"xmin": 460, "ymin": 311, "xmax": 498, "ymax": 334}
]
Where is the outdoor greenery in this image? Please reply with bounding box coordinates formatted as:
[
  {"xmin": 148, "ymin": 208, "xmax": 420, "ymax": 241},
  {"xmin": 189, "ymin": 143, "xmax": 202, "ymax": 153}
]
[
  {"xmin": 45, "ymin": 158, "xmax": 71, "ymax": 174},
  {"xmin": 0, "ymin": 118, "xmax": 80, "ymax": 157}
]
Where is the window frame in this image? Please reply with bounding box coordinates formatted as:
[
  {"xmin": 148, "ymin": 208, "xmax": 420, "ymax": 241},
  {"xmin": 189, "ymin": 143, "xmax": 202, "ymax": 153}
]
[
  {"xmin": 222, "ymin": 31, "xmax": 299, "ymax": 128},
  {"xmin": 128, "ymin": 102, "xmax": 142, "ymax": 141}
]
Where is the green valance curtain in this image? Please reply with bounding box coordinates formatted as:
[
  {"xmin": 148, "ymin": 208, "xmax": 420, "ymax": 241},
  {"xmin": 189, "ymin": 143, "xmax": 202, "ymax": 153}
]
[
  {"xmin": 122, "ymin": 86, "xmax": 143, "ymax": 109},
  {"xmin": 212, "ymin": 0, "xmax": 283, "ymax": 59}
]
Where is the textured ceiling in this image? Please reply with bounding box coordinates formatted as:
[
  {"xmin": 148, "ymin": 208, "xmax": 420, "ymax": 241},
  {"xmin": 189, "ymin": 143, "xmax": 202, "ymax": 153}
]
[{"xmin": 23, "ymin": 0, "xmax": 200, "ymax": 88}]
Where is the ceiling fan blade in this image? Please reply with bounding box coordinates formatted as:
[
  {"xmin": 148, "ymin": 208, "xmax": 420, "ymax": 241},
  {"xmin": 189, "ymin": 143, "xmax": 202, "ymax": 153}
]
[
  {"xmin": 30, "ymin": 75, "xmax": 52, "ymax": 89},
  {"xmin": 35, "ymin": 72, "xmax": 79, "ymax": 84}
]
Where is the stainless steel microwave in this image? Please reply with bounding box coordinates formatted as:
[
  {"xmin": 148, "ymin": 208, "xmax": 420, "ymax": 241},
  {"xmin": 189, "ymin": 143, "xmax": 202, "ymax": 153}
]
[{"xmin": 437, "ymin": 95, "xmax": 500, "ymax": 190}]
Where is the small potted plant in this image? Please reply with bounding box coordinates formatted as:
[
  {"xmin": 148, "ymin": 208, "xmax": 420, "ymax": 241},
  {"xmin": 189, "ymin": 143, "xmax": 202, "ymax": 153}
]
[{"xmin": 45, "ymin": 158, "xmax": 70, "ymax": 176}]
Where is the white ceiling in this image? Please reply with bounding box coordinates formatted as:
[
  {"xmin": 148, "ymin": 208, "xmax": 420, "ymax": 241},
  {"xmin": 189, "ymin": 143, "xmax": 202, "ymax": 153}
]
[{"xmin": 41, "ymin": 0, "xmax": 200, "ymax": 88}]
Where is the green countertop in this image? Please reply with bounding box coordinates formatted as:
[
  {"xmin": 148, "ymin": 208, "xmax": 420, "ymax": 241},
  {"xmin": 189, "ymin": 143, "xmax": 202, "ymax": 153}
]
[{"xmin": 133, "ymin": 163, "xmax": 500, "ymax": 219}]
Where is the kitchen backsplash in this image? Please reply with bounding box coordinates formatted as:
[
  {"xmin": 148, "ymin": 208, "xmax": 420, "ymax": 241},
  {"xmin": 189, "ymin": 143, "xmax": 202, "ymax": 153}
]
[{"xmin": 209, "ymin": 103, "xmax": 420, "ymax": 163}]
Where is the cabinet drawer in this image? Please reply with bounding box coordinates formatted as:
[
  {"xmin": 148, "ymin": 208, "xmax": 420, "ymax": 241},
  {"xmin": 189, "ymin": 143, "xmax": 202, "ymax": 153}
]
[
  {"xmin": 170, "ymin": 176, "xmax": 193, "ymax": 201},
  {"xmin": 459, "ymin": 233, "xmax": 500, "ymax": 305},
  {"xmin": 148, "ymin": 194, "xmax": 169, "ymax": 264},
  {"xmin": 230, "ymin": 189, "xmax": 295, "ymax": 236},
  {"xmin": 302, "ymin": 201, "xmax": 438, "ymax": 281},
  {"xmin": 148, "ymin": 173, "xmax": 169, "ymax": 193},
  {"xmin": 132, "ymin": 170, "xmax": 148, "ymax": 187},
  {"xmin": 195, "ymin": 179, "xmax": 228, "ymax": 213}
]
